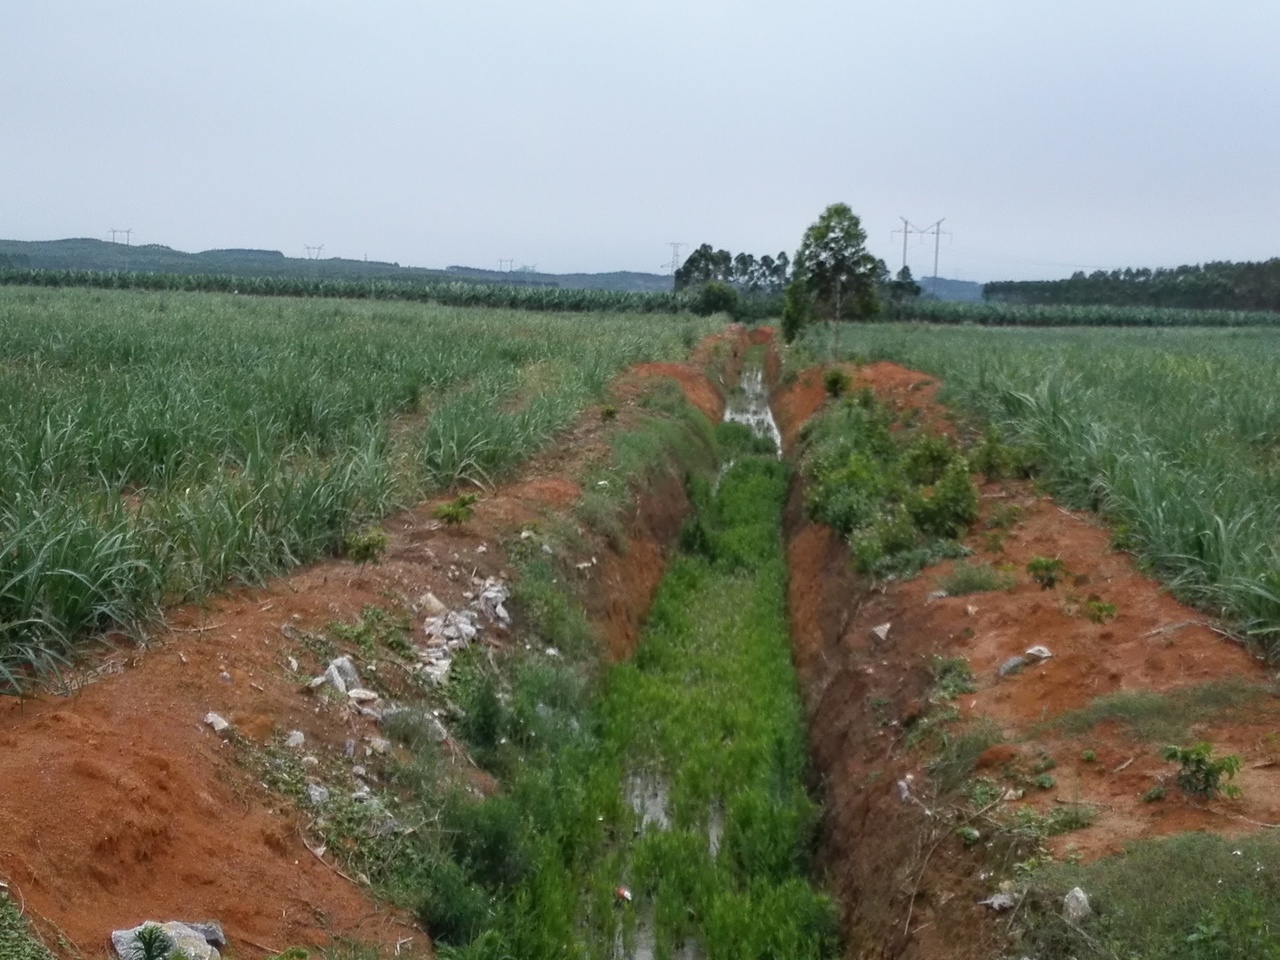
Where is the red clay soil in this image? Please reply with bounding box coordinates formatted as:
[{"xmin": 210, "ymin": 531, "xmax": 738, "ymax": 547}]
[
  {"xmin": 0, "ymin": 341, "xmax": 733, "ymax": 960},
  {"xmin": 777, "ymin": 360, "xmax": 1280, "ymax": 960}
]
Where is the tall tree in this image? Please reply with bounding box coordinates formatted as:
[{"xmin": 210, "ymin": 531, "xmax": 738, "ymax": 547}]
[{"xmin": 793, "ymin": 204, "xmax": 887, "ymax": 320}]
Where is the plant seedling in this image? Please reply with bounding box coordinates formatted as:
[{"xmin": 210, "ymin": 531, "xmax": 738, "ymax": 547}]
[
  {"xmin": 344, "ymin": 526, "xmax": 388, "ymax": 566},
  {"xmin": 434, "ymin": 492, "xmax": 479, "ymax": 525},
  {"xmin": 1027, "ymin": 555, "xmax": 1066, "ymax": 589},
  {"xmin": 1142, "ymin": 785, "xmax": 1166, "ymax": 803},
  {"xmin": 1085, "ymin": 597, "xmax": 1117, "ymax": 624},
  {"xmin": 1162, "ymin": 742, "xmax": 1242, "ymax": 798},
  {"xmin": 1081, "ymin": 749, "xmax": 1097, "ymax": 763}
]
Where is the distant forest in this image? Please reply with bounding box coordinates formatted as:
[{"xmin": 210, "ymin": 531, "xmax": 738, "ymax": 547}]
[
  {"xmin": 985, "ymin": 260, "xmax": 1280, "ymax": 312},
  {"xmin": 0, "ymin": 239, "xmax": 674, "ymax": 294}
]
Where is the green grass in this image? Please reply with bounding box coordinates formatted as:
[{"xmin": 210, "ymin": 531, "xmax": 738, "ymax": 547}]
[
  {"xmin": 885, "ymin": 299, "xmax": 1280, "ymax": 328},
  {"xmin": 0, "ymin": 894, "xmax": 52, "ymax": 960},
  {"xmin": 0, "ymin": 286, "xmax": 713, "ymax": 692},
  {"xmin": 1049, "ymin": 679, "xmax": 1267, "ymax": 743},
  {"xmin": 812, "ymin": 323, "xmax": 1280, "ymax": 657},
  {"xmin": 937, "ymin": 560, "xmax": 1015, "ymax": 596},
  {"xmin": 1016, "ymin": 831, "xmax": 1280, "ymax": 960}
]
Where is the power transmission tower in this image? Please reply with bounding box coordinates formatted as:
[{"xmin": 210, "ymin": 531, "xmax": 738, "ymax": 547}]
[
  {"xmin": 497, "ymin": 258, "xmax": 514, "ymax": 272},
  {"xmin": 109, "ymin": 228, "xmax": 133, "ymax": 245},
  {"xmin": 891, "ymin": 218, "xmax": 922, "ymax": 271},
  {"xmin": 303, "ymin": 244, "xmax": 324, "ymax": 260},
  {"xmin": 665, "ymin": 242, "xmax": 686, "ymax": 275},
  {"xmin": 921, "ymin": 219, "xmax": 951, "ymax": 278}
]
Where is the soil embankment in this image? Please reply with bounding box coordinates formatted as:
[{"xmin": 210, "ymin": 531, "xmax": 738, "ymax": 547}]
[
  {"xmin": 776, "ymin": 360, "xmax": 1280, "ymax": 959},
  {"xmin": 0, "ymin": 331, "xmax": 743, "ymax": 959}
]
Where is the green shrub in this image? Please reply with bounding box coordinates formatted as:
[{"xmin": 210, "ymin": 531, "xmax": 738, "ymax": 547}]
[
  {"xmin": 415, "ymin": 859, "xmax": 492, "ymax": 947},
  {"xmin": 939, "ymin": 560, "xmax": 1015, "ymax": 596},
  {"xmin": 1162, "ymin": 742, "xmax": 1242, "ymax": 798},
  {"xmin": 823, "ymin": 367, "xmax": 851, "ymax": 398},
  {"xmin": 908, "ymin": 458, "xmax": 979, "ymax": 539},
  {"xmin": 691, "ymin": 281, "xmax": 740, "ymax": 318},
  {"xmin": 901, "ymin": 433, "xmax": 956, "ymax": 486},
  {"xmin": 434, "ymin": 492, "xmax": 479, "ymax": 525},
  {"xmin": 1027, "ymin": 555, "xmax": 1066, "ymax": 589}
]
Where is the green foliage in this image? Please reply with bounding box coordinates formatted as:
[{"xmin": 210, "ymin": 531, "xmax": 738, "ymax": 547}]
[
  {"xmin": 1162, "ymin": 742, "xmax": 1242, "ymax": 798},
  {"xmin": 1084, "ymin": 597, "xmax": 1117, "ymax": 623},
  {"xmin": 1051, "ymin": 680, "xmax": 1264, "ymax": 743},
  {"xmin": 1016, "ymin": 831, "xmax": 1280, "ymax": 960},
  {"xmin": 133, "ymin": 926, "xmax": 175, "ymax": 960},
  {"xmin": 792, "ymin": 203, "xmax": 887, "ymax": 320},
  {"xmin": 884, "ymin": 298, "xmax": 1280, "ymax": 327},
  {"xmin": 822, "ymin": 367, "xmax": 851, "ymax": 398},
  {"xmin": 939, "ymin": 560, "xmax": 1015, "ymax": 596},
  {"xmin": 812, "ymin": 321, "xmax": 1280, "ymax": 657},
  {"xmin": 1142, "ymin": 785, "xmax": 1167, "ymax": 802},
  {"xmin": 1027, "ymin": 555, "xmax": 1066, "ymax": 589},
  {"xmin": 930, "ymin": 656, "xmax": 976, "ymax": 699},
  {"xmin": 781, "ymin": 278, "xmax": 814, "ymax": 343},
  {"xmin": 690, "ymin": 280, "xmax": 741, "ymax": 318},
  {"xmin": 433, "ymin": 492, "xmax": 479, "ymax": 525},
  {"xmin": 1081, "ymin": 749, "xmax": 1097, "ymax": 763},
  {"xmin": 802, "ymin": 391, "xmax": 978, "ymax": 577},
  {"xmin": 0, "ymin": 287, "xmax": 711, "ymax": 691},
  {"xmin": 342, "ymin": 525, "xmax": 387, "ymax": 565},
  {"xmin": 0, "ymin": 893, "xmax": 54, "ymax": 960}
]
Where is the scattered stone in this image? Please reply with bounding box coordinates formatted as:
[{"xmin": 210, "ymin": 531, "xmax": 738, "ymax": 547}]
[
  {"xmin": 300, "ymin": 756, "xmax": 319, "ymax": 768},
  {"xmin": 520, "ymin": 529, "xmax": 534, "ymax": 540},
  {"xmin": 367, "ymin": 737, "xmax": 391, "ymax": 756},
  {"xmin": 545, "ymin": 647, "xmax": 560, "ymax": 658},
  {"xmin": 871, "ymin": 623, "xmax": 892, "ymax": 642},
  {"xmin": 352, "ymin": 765, "xmax": 367, "ymax": 777},
  {"xmin": 287, "ymin": 656, "xmax": 298, "ymax": 673},
  {"xmin": 542, "ymin": 543, "xmax": 553, "ymax": 555},
  {"xmin": 328, "ymin": 656, "xmax": 361, "ymax": 690},
  {"xmin": 965, "ymin": 604, "xmax": 978, "ymax": 617},
  {"xmin": 419, "ymin": 592, "xmax": 448, "ymax": 616},
  {"xmin": 112, "ymin": 921, "xmax": 221, "ymax": 960},
  {"xmin": 1063, "ymin": 887, "xmax": 1092, "ymax": 923},
  {"xmin": 926, "ymin": 590, "xmax": 948, "ymax": 602},
  {"xmin": 285, "ymin": 730, "xmax": 305, "ymax": 749},
  {"xmin": 218, "ymin": 671, "xmax": 232, "ymax": 684},
  {"xmin": 344, "ymin": 739, "xmax": 356, "ymax": 758},
  {"xmin": 476, "ymin": 544, "xmax": 487, "ymax": 554},
  {"xmin": 186, "ymin": 922, "xmax": 227, "ymax": 948},
  {"xmin": 347, "ymin": 688, "xmax": 380, "ymax": 703},
  {"xmin": 306, "ymin": 783, "xmax": 330, "ymax": 806},
  {"xmin": 203, "ymin": 712, "xmax": 230, "ymax": 734},
  {"xmin": 979, "ymin": 893, "xmax": 1018, "ymax": 912},
  {"xmin": 999, "ymin": 656, "xmax": 1028, "ymax": 677},
  {"xmin": 427, "ymin": 716, "xmax": 448, "ymax": 742},
  {"xmin": 1025, "ymin": 645, "xmax": 1053, "ymax": 661},
  {"xmin": 307, "ymin": 675, "xmax": 328, "ymax": 689}
]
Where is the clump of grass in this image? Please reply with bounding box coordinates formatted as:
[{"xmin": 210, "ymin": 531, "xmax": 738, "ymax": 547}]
[
  {"xmin": 938, "ymin": 560, "xmax": 1016, "ymax": 596},
  {"xmin": 343, "ymin": 525, "xmax": 387, "ymax": 566},
  {"xmin": 930, "ymin": 655, "xmax": 976, "ymax": 700},
  {"xmin": 930, "ymin": 718, "xmax": 1005, "ymax": 793},
  {"xmin": 0, "ymin": 893, "xmax": 54, "ymax": 960},
  {"xmin": 1015, "ymin": 830, "xmax": 1280, "ymax": 960},
  {"xmin": 1050, "ymin": 679, "xmax": 1264, "ymax": 743}
]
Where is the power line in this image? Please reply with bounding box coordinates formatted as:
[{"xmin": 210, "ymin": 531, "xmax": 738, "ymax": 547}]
[
  {"xmin": 921, "ymin": 219, "xmax": 951, "ymax": 279},
  {"xmin": 891, "ymin": 218, "xmax": 922, "ymax": 271}
]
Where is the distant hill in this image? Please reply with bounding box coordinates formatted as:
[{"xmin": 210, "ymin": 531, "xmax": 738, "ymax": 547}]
[
  {"xmin": 0, "ymin": 238, "xmax": 674, "ymax": 293},
  {"xmin": 918, "ymin": 276, "xmax": 984, "ymax": 302}
]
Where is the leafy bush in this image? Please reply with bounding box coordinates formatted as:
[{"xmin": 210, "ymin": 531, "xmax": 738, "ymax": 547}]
[
  {"xmin": 908, "ymin": 458, "xmax": 979, "ymax": 539},
  {"xmin": 939, "ymin": 560, "xmax": 1015, "ymax": 596},
  {"xmin": 415, "ymin": 858, "xmax": 492, "ymax": 947},
  {"xmin": 1162, "ymin": 742, "xmax": 1242, "ymax": 798},
  {"xmin": 823, "ymin": 367, "xmax": 851, "ymax": 398},
  {"xmin": 691, "ymin": 280, "xmax": 740, "ymax": 318},
  {"xmin": 434, "ymin": 492, "xmax": 479, "ymax": 525},
  {"xmin": 1027, "ymin": 555, "xmax": 1066, "ymax": 589}
]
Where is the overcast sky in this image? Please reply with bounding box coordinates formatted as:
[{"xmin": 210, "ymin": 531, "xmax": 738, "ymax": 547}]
[{"xmin": 5, "ymin": 2, "xmax": 1277, "ymax": 281}]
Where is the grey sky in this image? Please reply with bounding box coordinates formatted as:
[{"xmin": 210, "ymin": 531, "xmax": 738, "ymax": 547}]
[{"xmin": 6, "ymin": 2, "xmax": 1277, "ymax": 282}]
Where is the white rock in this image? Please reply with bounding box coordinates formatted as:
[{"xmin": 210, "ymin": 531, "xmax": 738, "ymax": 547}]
[
  {"xmin": 328, "ymin": 655, "xmax": 362, "ymax": 690},
  {"xmin": 368, "ymin": 737, "xmax": 392, "ymax": 755},
  {"xmin": 306, "ymin": 783, "xmax": 330, "ymax": 806},
  {"xmin": 348, "ymin": 688, "xmax": 380, "ymax": 703},
  {"xmin": 323, "ymin": 664, "xmax": 348, "ymax": 694},
  {"xmin": 203, "ymin": 712, "xmax": 230, "ymax": 734},
  {"xmin": 979, "ymin": 893, "xmax": 1018, "ymax": 912},
  {"xmin": 1025, "ymin": 645, "xmax": 1054, "ymax": 661},
  {"xmin": 285, "ymin": 730, "xmax": 305, "ymax": 748},
  {"xmin": 1064, "ymin": 887, "xmax": 1092, "ymax": 923},
  {"xmin": 419, "ymin": 592, "xmax": 448, "ymax": 616},
  {"xmin": 112, "ymin": 921, "xmax": 220, "ymax": 960},
  {"xmin": 871, "ymin": 623, "xmax": 892, "ymax": 642}
]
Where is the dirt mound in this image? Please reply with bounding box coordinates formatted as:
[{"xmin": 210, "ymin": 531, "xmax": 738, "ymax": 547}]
[
  {"xmin": 782, "ymin": 361, "xmax": 1280, "ymax": 958},
  {"xmin": 0, "ymin": 335, "xmax": 734, "ymax": 959},
  {"xmin": 621, "ymin": 362, "xmax": 726, "ymax": 422}
]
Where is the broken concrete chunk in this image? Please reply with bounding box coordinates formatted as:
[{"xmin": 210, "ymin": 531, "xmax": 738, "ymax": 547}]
[
  {"xmin": 203, "ymin": 712, "xmax": 230, "ymax": 734},
  {"xmin": 347, "ymin": 688, "xmax": 380, "ymax": 703},
  {"xmin": 112, "ymin": 921, "xmax": 221, "ymax": 960},
  {"xmin": 285, "ymin": 730, "xmax": 305, "ymax": 749},
  {"xmin": 998, "ymin": 656, "xmax": 1028, "ymax": 677},
  {"xmin": 1025, "ymin": 645, "xmax": 1053, "ymax": 661},
  {"xmin": 870, "ymin": 623, "xmax": 892, "ymax": 642},
  {"xmin": 1064, "ymin": 886, "xmax": 1092, "ymax": 923},
  {"xmin": 419, "ymin": 592, "xmax": 448, "ymax": 616}
]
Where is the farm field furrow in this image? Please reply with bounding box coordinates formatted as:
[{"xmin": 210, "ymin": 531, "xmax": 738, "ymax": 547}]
[
  {"xmin": 805, "ymin": 323, "xmax": 1280, "ymax": 655},
  {"xmin": 0, "ymin": 286, "xmax": 709, "ymax": 690}
]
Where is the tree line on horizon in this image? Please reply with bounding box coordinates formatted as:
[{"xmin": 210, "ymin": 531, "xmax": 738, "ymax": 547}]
[{"xmin": 985, "ymin": 260, "xmax": 1280, "ymax": 313}]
